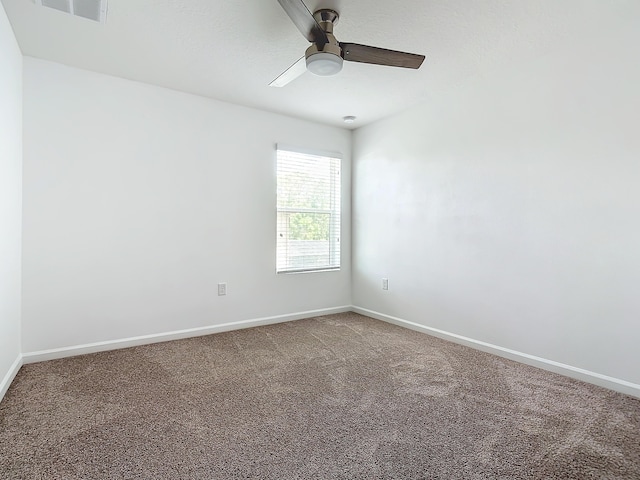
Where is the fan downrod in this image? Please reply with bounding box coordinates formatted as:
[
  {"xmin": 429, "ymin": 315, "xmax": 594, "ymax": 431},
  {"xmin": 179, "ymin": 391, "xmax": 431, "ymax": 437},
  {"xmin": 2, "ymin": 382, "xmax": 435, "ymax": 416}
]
[{"xmin": 313, "ymin": 9, "xmax": 339, "ymax": 32}]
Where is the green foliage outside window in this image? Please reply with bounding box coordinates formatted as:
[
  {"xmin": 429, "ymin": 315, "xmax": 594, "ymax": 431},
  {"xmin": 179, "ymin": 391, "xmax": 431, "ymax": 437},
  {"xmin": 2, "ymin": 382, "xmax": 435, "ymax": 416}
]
[{"xmin": 286, "ymin": 212, "xmax": 330, "ymax": 241}]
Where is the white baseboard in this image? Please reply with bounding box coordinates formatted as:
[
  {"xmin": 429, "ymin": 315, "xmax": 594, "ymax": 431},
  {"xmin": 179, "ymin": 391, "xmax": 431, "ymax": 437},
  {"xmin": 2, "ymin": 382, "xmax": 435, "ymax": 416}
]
[
  {"xmin": 0, "ymin": 354, "xmax": 23, "ymax": 403},
  {"xmin": 22, "ymin": 306, "xmax": 352, "ymax": 364},
  {"xmin": 353, "ymin": 306, "xmax": 640, "ymax": 399},
  {"xmin": 17, "ymin": 305, "xmax": 640, "ymax": 400}
]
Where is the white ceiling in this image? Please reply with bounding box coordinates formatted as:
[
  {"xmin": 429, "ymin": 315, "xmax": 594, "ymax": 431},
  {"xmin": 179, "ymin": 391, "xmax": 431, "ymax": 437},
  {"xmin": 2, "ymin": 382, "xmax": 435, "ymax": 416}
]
[{"xmin": 1, "ymin": 0, "xmax": 630, "ymax": 129}]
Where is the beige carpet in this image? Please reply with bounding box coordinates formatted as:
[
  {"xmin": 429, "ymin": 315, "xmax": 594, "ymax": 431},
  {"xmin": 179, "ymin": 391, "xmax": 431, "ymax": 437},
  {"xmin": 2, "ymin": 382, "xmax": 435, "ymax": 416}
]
[{"xmin": 1, "ymin": 312, "xmax": 639, "ymax": 479}]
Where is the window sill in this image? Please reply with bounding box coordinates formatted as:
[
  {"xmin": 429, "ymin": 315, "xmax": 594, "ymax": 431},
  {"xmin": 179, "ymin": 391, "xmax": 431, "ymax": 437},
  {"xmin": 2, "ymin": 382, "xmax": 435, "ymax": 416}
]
[{"xmin": 277, "ymin": 267, "xmax": 341, "ymax": 275}]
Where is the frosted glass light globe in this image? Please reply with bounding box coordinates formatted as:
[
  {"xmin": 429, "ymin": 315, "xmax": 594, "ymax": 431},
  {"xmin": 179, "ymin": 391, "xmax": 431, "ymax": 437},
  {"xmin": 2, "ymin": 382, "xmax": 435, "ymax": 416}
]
[{"xmin": 306, "ymin": 52, "xmax": 343, "ymax": 76}]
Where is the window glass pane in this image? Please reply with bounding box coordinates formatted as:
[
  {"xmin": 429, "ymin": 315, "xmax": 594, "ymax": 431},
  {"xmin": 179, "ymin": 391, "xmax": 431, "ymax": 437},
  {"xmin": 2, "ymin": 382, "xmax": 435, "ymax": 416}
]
[{"xmin": 276, "ymin": 148, "xmax": 341, "ymax": 273}]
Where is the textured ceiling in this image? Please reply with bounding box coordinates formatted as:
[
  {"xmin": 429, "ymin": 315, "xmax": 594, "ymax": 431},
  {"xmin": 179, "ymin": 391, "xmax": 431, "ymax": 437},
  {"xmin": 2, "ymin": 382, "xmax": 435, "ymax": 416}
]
[{"xmin": 0, "ymin": 0, "xmax": 632, "ymax": 129}]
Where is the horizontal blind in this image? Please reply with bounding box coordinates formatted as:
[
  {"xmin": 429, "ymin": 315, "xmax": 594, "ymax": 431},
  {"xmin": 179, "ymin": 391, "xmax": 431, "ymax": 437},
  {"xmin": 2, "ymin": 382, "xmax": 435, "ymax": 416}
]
[{"xmin": 277, "ymin": 148, "xmax": 341, "ymax": 273}]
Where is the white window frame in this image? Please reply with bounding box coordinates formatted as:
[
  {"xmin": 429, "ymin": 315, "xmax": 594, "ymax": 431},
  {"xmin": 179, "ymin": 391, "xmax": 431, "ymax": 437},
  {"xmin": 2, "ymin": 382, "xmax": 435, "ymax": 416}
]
[{"xmin": 276, "ymin": 145, "xmax": 341, "ymax": 274}]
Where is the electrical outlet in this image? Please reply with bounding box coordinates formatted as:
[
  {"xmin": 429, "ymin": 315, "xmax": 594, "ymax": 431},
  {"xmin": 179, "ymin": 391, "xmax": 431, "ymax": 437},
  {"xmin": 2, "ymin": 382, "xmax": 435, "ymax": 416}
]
[
  {"xmin": 218, "ymin": 283, "xmax": 227, "ymax": 296},
  {"xmin": 382, "ymin": 278, "xmax": 389, "ymax": 290}
]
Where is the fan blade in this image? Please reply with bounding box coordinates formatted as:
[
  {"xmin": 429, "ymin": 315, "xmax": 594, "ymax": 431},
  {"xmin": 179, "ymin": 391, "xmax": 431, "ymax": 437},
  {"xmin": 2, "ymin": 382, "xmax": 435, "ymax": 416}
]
[
  {"xmin": 340, "ymin": 43, "xmax": 425, "ymax": 69},
  {"xmin": 277, "ymin": 0, "xmax": 328, "ymax": 44},
  {"xmin": 269, "ymin": 56, "xmax": 307, "ymax": 87}
]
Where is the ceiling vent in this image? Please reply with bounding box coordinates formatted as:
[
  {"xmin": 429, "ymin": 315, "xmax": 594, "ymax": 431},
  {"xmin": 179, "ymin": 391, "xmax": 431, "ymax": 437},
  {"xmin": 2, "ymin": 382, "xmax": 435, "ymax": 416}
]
[{"xmin": 35, "ymin": 0, "xmax": 108, "ymax": 24}]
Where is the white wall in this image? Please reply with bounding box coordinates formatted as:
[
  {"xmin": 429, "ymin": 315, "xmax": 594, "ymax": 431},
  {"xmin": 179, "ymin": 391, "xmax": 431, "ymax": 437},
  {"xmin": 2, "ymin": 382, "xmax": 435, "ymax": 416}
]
[
  {"xmin": 352, "ymin": 11, "xmax": 640, "ymax": 386},
  {"xmin": 22, "ymin": 58, "xmax": 351, "ymax": 353},
  {"xmin": 0, "ymin": 1, "xmax": 22, "ymax": 396}
]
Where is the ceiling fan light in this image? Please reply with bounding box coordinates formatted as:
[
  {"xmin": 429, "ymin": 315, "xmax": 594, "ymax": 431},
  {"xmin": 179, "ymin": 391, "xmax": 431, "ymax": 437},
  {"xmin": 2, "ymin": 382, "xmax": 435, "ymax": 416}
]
[{"xmin": 306, "ymin": 52, "xmax": 343, "ymax": 76}]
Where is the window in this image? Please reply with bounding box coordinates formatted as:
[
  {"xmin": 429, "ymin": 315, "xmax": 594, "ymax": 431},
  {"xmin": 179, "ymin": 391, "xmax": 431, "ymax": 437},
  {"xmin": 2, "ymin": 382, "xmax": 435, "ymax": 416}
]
[{"xmin": 276, "ymin": 146, "xmax": 341, "ymax": 273}]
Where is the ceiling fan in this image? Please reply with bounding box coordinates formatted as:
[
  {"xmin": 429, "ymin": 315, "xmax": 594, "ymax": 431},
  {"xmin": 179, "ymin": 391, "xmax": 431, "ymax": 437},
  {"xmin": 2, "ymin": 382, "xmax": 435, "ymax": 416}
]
[{"xmin": 270, "ymin": 0, "xmax": 426, "ymax": 87}]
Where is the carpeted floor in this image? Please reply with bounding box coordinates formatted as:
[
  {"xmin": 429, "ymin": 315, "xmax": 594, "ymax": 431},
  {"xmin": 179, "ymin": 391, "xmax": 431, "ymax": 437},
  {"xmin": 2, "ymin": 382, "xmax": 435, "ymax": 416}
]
[{"xmin": 1, "ymin": 312, "xmax": 639, "ymax": 479}]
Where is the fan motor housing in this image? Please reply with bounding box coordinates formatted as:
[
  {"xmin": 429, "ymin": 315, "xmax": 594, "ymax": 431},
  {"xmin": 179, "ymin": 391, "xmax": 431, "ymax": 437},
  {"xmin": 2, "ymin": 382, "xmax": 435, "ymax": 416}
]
[
  {"xmin": 305, "ymin": 39, "xmax": 341, "ymax": 60},
  {"xmin": 305, "ymin": 10, "xmax": 343, "ymax": 77}
]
